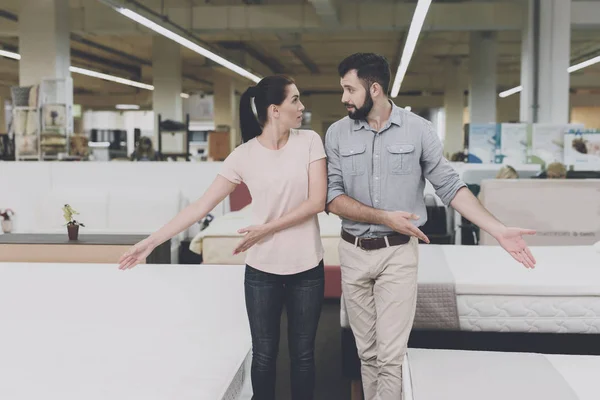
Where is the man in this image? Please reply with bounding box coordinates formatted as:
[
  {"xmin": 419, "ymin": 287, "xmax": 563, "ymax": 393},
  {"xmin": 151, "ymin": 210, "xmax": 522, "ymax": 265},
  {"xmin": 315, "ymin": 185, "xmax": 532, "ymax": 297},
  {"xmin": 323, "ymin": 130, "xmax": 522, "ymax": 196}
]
[{"xmin": 324, "ymin": 53, "xmax": 536, "ymax": 399}]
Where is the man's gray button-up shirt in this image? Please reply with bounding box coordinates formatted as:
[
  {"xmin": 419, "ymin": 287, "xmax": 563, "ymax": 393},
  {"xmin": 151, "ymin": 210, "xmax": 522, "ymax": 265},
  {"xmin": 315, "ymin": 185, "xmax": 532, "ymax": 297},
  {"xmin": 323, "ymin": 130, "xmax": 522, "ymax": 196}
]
[{"xmin": 325, "ymin": 102, "xmax": 466, "ymax": 239}]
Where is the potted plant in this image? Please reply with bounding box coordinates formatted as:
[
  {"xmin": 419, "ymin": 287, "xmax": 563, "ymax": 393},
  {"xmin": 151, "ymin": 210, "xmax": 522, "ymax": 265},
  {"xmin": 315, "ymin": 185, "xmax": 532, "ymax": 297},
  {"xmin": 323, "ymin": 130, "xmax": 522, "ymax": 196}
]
[
  {"xmin": 0, "ymin": 208, "xmax": 14, "ymax": 233},
  {"xmin": 62, "ymin": 204, "xmax": 85, "ymax": 240}
]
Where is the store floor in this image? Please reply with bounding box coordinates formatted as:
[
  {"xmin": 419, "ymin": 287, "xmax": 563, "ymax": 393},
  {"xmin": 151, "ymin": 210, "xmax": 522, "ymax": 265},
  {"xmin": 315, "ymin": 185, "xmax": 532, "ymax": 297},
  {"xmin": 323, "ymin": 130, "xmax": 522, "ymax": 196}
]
[{"xmin": 275, "ymin": 299, "xmax": 351, "ymax": 399}]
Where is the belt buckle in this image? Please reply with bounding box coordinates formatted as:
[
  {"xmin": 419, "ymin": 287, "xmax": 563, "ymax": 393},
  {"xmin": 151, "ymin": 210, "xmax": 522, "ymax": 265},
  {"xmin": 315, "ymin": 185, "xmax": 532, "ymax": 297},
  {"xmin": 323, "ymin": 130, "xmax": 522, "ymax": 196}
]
[
  {"xmin": 355, "ymin": 237, "xmax": 364, "ymax": 249},
  {"xmin": 358, "ymin": 237, "xmax": 371, "ymax": 250}
]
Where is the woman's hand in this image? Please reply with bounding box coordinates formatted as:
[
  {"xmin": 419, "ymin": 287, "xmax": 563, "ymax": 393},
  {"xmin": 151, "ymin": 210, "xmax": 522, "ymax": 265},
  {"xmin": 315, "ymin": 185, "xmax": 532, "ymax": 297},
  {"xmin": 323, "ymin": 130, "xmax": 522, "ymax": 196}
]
[
  {"xmin": 118, "ymin": 238, "xmax": 155, "ymax": 270},
  {"xmin": 233, "ymin": 225, "xmax": 272, "ymax": 255}
]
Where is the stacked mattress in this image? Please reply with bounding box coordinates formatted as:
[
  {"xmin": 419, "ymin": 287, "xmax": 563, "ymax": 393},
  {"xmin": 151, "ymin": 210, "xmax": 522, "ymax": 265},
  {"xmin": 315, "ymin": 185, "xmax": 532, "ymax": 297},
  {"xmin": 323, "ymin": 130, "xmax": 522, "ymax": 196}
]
[{"xmin": 341, "ymin": 244, "xmax": 600, "ymax": 333}]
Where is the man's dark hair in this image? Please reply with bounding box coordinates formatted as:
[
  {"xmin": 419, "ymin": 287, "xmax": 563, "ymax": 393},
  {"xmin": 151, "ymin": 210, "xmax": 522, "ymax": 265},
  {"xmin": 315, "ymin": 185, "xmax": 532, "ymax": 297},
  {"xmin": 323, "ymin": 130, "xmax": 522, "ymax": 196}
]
[{"xmin": 338, "ymin": 53, "xmax": 391, "ymax": 95}]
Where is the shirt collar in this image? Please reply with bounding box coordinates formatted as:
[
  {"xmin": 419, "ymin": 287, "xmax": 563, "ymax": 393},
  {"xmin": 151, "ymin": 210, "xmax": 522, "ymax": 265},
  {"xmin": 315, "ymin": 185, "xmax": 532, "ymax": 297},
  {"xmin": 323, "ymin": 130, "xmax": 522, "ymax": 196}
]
[{"xmin": 352, "ymin": 100, "xmax": 404, "ymax": 131}]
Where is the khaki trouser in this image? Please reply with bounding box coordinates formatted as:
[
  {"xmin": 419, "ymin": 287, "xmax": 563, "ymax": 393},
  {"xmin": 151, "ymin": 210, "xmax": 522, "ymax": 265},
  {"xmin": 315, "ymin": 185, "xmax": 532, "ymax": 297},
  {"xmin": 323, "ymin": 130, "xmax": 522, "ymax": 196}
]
[{"xmin": 339, "ymin": 236, "xmax": 419, "ymax": 400}]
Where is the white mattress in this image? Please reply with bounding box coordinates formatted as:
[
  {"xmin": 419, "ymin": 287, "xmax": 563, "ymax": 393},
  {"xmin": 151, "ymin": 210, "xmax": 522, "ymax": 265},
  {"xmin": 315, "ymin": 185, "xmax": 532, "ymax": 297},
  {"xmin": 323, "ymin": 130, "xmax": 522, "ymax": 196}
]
[
  {"xmin": 0, "ymin": 262, "xmax": 252, "ymax": 400},
  {"xmin": 404, "ymin": 348, "xmax": 600, "ymax": 400},
  {"xmin": 340, "ymin": 245, "xmax": 600, "ymax": 333},
  {"xmin": 190, "ymin": 205, "xmax": 342, "ymax": 265},
  {"xmin": 440, "ymin": 245, "xmax": 600, "ymax": 333}
]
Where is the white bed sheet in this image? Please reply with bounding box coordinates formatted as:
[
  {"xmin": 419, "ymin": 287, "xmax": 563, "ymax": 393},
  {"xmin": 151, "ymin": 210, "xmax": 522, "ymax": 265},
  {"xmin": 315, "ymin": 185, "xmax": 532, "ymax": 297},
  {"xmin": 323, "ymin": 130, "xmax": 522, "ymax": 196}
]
[
  {"xmin": 0, "ymin": 262, "xmax": 252, "ymax": 400},
  {"xmin": 440, "ymin": 245, "xmax": 600, "ymax": 333},
  {"xmin": 404, "ymin": 348, "xmax": 600, "ymax": 400}
]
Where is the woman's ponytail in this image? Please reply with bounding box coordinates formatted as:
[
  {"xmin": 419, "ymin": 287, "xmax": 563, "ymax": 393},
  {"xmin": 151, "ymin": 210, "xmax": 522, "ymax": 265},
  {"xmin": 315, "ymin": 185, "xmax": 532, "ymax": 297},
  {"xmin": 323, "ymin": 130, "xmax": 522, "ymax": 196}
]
[{"xmin": 239, "ymin": 86, "xmax": 262, "ymax": 143}]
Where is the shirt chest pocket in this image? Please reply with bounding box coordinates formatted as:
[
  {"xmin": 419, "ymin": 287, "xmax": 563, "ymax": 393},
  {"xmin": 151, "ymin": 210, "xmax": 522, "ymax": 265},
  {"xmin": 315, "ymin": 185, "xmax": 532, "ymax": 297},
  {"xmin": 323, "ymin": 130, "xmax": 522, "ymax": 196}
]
[
  {"xmin": 340, "ymin": 144, "xmax": 367, "ymax": 176},
  {"xmin": 387, "ymin": 144, "xmax": 415, "ymax": 175}
]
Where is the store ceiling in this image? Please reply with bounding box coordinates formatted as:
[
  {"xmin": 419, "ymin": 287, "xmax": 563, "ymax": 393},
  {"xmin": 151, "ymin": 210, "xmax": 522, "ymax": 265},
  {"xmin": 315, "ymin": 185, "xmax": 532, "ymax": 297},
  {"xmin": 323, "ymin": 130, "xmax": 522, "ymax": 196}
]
[{"xmin": 0, "ymin": 0, "xmax": 599, "ymax": 107}]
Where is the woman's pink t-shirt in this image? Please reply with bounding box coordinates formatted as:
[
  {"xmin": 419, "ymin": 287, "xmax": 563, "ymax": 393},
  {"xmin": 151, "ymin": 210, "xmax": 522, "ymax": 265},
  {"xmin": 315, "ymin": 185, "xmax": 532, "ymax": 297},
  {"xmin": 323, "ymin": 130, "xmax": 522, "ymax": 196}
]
[{"xmin": 218, "ymin": 129, "xmax": 326, "ymax": 275}]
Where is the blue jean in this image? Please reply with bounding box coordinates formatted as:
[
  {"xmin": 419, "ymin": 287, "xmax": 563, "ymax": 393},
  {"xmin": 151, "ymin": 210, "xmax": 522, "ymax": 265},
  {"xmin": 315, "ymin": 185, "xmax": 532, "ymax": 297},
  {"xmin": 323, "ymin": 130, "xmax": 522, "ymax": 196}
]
[{"xmin": 244, "ymin": 261, "xmax": 324, "ymax": 400}]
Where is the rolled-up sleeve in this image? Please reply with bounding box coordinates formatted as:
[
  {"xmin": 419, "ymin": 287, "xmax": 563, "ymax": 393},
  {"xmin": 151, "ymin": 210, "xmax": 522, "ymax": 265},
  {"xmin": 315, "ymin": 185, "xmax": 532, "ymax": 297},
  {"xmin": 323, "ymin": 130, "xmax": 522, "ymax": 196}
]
[
  {"xmin": 325, "ymin": 124, "xmax": 345, "ymax": 205},
  {"xmin": 420, "ymin": 120, "xmax": 466, "ymax": 206}
]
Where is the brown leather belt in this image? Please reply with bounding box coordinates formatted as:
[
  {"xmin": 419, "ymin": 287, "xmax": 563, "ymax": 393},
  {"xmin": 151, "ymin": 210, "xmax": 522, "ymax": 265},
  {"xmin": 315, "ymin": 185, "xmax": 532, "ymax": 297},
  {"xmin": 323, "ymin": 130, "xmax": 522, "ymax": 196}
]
[{"xmin": 341, "ymin": 230, "xmax": 410, "ymax": 251}]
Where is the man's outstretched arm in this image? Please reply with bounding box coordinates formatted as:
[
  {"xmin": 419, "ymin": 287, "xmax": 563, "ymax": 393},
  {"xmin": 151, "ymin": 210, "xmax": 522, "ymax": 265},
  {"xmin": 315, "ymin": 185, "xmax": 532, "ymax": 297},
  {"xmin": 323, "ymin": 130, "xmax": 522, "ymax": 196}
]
[{"xmin": 450, "ymin": 187, "xmax": 536, "ymax": 268}]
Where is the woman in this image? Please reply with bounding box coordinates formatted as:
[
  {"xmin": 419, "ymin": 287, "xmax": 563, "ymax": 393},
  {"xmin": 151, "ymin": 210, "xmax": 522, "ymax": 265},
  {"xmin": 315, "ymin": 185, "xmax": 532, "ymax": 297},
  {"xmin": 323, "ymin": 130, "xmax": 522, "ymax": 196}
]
[
  {"xmin": 546, "ymin": 162, "xmax": 567, "ymax": 179},
  {"xmin": 130, "ymin": 136, "xmax": 162, "ymax": 161},
  {"xmin": 495, "ymin": 165, "xmax": 518, "ymax": 179},
  {"xmin": 118, "ymin": 75, "xmax": 327, "ymax": 400}
]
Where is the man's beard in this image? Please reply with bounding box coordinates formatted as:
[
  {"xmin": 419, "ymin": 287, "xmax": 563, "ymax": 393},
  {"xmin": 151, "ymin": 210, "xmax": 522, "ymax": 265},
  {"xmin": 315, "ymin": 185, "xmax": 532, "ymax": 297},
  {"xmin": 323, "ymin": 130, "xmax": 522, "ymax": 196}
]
[{"xmin": 345, "ymin": 91, "xmax": 373, "ymax": 121}]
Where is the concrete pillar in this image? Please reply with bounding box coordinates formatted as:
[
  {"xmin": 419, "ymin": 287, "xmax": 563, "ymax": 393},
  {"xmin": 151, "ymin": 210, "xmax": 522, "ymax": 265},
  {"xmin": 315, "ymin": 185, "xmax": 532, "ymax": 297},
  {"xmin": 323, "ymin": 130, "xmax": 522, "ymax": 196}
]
[
  {"xmin": 538, "ymin": 0, "xmax": 571, "ymax": 123},
  {"xmin": 520, "ymin": 0, "xmax": 571, "ymax": 124},
  {"xmin": 520, "ymin": 0, "xmax": 535, "ymax": 123},
  {"xmin": 1, "ymin": 97, "xmax": 7, "ymax": 133},
  {"xmin": 469, "ymin": 31, "xmax": 497, "ymax": 124},
  {"xmin": 18, "ymin": 0, "xmax": 70, "ymax": 86},
  {"xmin": 152, "ymin": 35, "xmax": 183, "ymax": 142},
  {"xmin": 443, "ymin": 59, "xmax": 465, "ymax": 158},
  {"xmin": 213, "ymin": 71, "xmax": 238, "ymax": 151}
]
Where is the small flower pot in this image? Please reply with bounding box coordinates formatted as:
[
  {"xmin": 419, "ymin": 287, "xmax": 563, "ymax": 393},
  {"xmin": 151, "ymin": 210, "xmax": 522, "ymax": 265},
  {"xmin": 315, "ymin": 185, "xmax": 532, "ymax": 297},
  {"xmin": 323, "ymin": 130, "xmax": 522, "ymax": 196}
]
[
  {"xmin": 67, "ymin": 224, "xmax": 79, "ymax": 241},
  {"xmin": 1, "ymin": 220, "xmax": 12, "ymax": 233}
]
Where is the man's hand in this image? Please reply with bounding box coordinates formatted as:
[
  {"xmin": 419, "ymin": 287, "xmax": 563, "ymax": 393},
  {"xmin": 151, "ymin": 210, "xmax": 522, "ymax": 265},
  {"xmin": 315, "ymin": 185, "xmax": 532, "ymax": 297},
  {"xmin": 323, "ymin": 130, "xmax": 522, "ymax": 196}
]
[
  {"xmin": 494, "ymin": 227, "xmax": 537, "ymax": 269},
  {"xmin": 382, "ymin": 211, "xmax": 430, "ymax": 244}
]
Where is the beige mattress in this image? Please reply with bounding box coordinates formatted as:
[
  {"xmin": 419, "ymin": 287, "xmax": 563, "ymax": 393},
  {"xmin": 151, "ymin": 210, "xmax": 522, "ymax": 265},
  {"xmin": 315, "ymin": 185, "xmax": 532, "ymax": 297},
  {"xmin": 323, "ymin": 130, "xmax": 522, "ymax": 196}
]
[{"xmin": 190, "ymin": 205, "xmax": 342, "ymax": 265}]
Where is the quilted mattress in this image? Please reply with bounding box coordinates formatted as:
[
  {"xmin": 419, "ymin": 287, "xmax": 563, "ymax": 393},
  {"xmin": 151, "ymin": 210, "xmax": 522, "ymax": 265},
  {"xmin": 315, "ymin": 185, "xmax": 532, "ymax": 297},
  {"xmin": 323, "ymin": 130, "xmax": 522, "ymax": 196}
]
[
  {"xmin": 341, "ymin": 244, "xmax": 600, "ymax": 333},
  {"xmin": 447, "ymin": 245, "xmax": 600, "ymax": 333}
]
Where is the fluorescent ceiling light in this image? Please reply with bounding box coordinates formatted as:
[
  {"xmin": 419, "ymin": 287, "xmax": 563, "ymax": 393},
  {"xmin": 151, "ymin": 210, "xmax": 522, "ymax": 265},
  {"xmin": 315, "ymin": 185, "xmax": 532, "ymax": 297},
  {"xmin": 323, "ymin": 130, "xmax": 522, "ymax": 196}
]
[
  {"xmin": 499, "ymin": 86, "xmax": 523, "ymax": 98},
  {"xmin": 1, "ymin": 51, "xmax": 189, "ymax": 97},
  {"xmin": 567, "ymin": 55, "xmax": 600, "ymax": 73},
  {"xmin": 69, "ymin": 66, "xmax": 154, "ymax": 90},
  {"xmin": 390, "ymin": 0, "xmax": 432, "ymax": 98},
  {"xmin": 116, "ymin": 8, "xmax": 261, "ymax": 83},
  {"xmin": 116, "ymin": 104, "xmax": 140, "ymax": 110},
  {"xmin": 500, "ymin": 55, "xmax": 600, "ymax": 98},
  {"xmin": 0, "ymin": 49, "xmax": 20, "ymax": 60}
]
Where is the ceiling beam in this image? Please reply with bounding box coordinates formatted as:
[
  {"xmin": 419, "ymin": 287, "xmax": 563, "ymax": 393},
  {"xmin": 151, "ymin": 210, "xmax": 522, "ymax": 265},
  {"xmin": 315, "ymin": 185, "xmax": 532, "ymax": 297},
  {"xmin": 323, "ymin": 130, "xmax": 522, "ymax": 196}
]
[
  {"xmin": 308, "ymin": 0, "xmax": 339, "ymax": 27},
  {"xmin": 293, "ymin": 71, "xmax": 600, "ymax": 93},
  {"xmin": 2, "ymin": 2, "xmax": 600, "ymax": 38},
  {"xmin": 217, "ymin": 41, "xmax": 286, "ymax": 74}
]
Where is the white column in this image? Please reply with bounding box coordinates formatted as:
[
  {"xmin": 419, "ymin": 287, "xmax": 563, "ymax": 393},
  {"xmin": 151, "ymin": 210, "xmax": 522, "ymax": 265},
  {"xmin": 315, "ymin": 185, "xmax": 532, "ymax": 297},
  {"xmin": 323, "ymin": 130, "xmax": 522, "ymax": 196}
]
[
  {"xmin": 469, "ymin": 31, "xmax": 497, "ymax": 124},
  {"xmin": 520, "ymin": 0, "xmax": 535, "ymax": 123},
  {"xmin": 152, "ymin": 35, "xmax": 182, "ymax": 141},
  {"xmin": 213, "ymin": 71, "xmax": 238, "ymax": 151},
  {"xmin": 443, "ymin": 59, "xmax": 465, "ymax": 158},
  {"xmin": 18, "ymin": 0, "xmax": 70, "ymax": 86},
  {"xmin": 538, "ymin": 0, "xmax": 571, "ymax": 124},
  {"xmin": 520, "ymin": 0, "xmax": 571, "ymax": 124}
]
